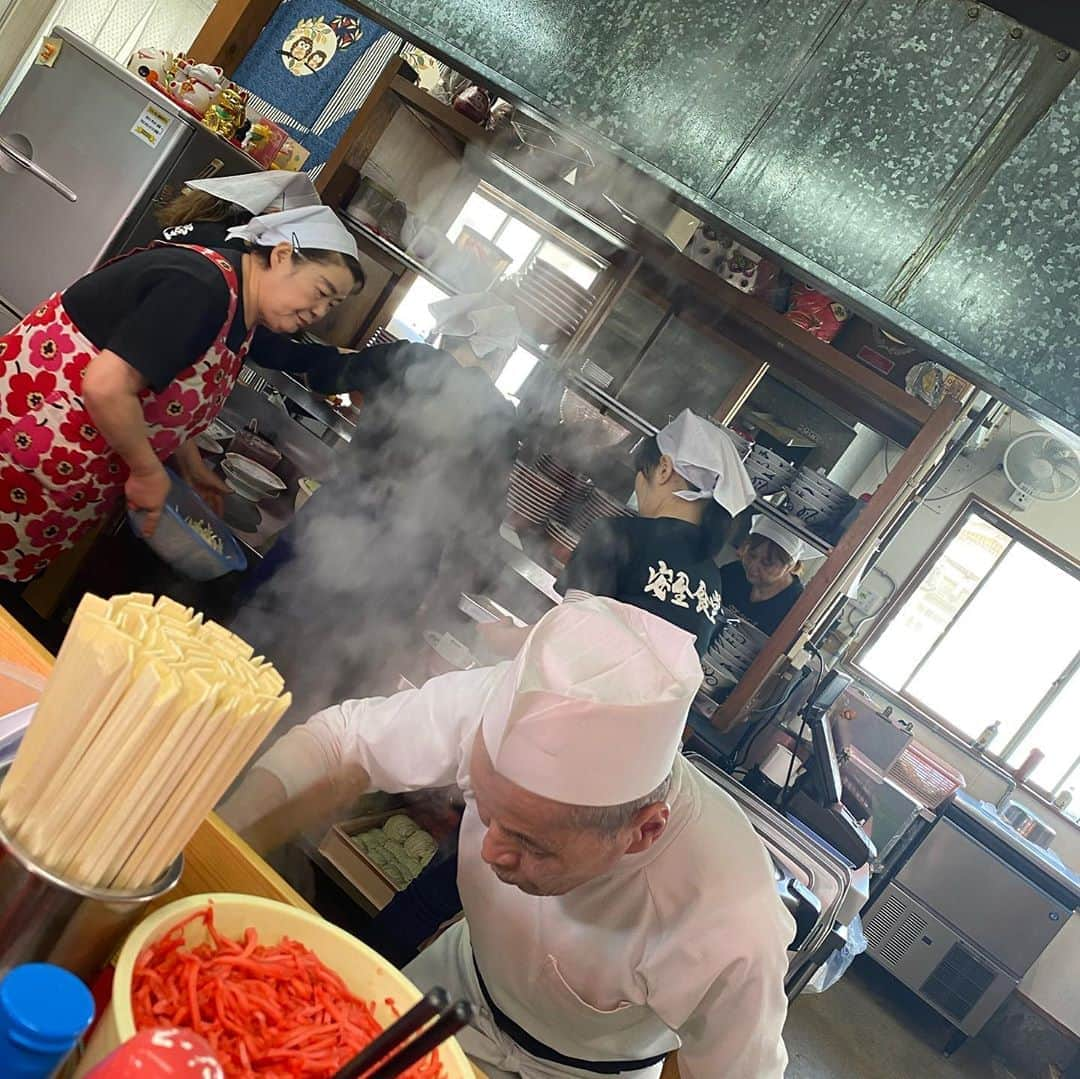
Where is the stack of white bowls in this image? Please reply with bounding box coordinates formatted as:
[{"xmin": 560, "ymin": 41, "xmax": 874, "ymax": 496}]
[
  {"xmin": 744, "ymin": 444, "xmax": 797, "ymax": 495},
  {"xmin": 505, "ymin": 462, "xmax": 565, "ymax": 528},
  {"xmin": 782, "ymin": 467, "xmax": 856, "ymax": 536},
  {"xmin": 709, "ymin": 612, "xmax": 769, "ymax": 680}
]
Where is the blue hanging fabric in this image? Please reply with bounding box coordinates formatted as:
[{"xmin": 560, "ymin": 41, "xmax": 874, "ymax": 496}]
[{"xmin": 231, "ymin": 0, "xmax": 396, "ymax": 171}]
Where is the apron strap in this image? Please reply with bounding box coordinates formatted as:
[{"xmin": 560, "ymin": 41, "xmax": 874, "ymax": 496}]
[{"xmin": 472, "ymin": 953, "xmax": 668, "ymax": 1076}]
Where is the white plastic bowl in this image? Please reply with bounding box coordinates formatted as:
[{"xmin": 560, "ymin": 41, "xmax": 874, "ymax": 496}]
[{"xmin": 74, "ymin": 893, "xmax": 473, "ymax": 1079}]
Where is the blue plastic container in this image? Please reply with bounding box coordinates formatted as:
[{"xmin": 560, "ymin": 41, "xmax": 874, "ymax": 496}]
[
  {"xmin": 128, "ymin": 469, "xmax": 247, "ymax": 581},
  {"xmin": 0, "ymin": 963, "xmax": 95, "ymax": 1078}
]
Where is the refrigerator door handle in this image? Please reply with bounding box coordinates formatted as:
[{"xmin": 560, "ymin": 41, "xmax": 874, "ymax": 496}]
[{"xmin": 0, "ymin": 135, "xmax": 78, "ymax": 203}]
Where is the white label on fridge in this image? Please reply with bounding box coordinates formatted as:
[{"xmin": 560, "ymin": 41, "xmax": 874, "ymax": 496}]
[{"xmin": 130, "ymin": 104, "xmax": 173, "ymax": 148}]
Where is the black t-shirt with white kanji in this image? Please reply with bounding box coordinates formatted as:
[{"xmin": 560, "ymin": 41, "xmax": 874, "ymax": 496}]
[{"xmin": 555, "ymin": 516, "xmax": 725, "ymax": 655}]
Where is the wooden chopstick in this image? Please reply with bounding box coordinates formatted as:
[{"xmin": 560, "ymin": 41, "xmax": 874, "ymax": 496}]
[
  {"xmin": 360, "ymin": 1001, "xmax": 475, "ymax": 1079},
  {"xmin": 329, "ymin": 988, "xmax": 449, "ymax": 1079}
]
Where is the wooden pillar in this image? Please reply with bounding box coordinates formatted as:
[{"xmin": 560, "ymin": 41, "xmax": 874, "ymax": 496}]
[
  {"xmin": 188, "ymin": 0, "xmax": 281, "ymax": 75},
  {"xmin": 316, "ymin": 56, "xmax": 404, "ymax": 196}
]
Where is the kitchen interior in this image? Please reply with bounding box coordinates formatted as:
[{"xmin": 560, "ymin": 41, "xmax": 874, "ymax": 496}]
[{"xmin": 0, "ymin": 0, "xmax": 1078, "ymax": 1077}]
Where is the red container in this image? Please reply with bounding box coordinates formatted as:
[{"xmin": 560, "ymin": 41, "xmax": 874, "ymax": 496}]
[{"xmin": 84, "ymin": 1028, "xmax": 222, "ymax": 1078}]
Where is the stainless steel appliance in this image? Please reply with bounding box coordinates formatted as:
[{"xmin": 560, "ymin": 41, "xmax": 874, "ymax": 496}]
[
  {"xmin": 0, "ymin": 27, "xmax": 256, "ymax": 323},
  {"xmin": 864, "ymin": 791, "xmax": 1080, "ymax": 1040}
]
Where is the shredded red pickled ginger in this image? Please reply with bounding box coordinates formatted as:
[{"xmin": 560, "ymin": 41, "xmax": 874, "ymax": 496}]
[{"xmin": 131, "ymin": 905, "xmax": 447, "ymax": 1079}]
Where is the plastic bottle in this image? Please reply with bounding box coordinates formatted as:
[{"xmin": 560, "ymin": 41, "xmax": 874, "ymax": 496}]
[
  {"xmin": 0, "ymin": 963, "xmax": 95, "ymax": 1078},
  {"xmin": 1013, "ymin": 748, "xmax": 1045, "ymax": 785},
  {"xmin": 973, "ymin": 720, "xmax": 1000, "ymax": 751}
]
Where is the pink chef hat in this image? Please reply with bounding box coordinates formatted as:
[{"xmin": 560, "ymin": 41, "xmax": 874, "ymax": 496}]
[{"xmin": 480, "ymin": 596, "xmax": 702, "ymax": 806}]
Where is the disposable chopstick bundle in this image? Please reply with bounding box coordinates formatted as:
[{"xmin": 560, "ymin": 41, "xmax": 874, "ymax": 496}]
[{"xmin": 0, "ymin": 593, "xmax": 291, "ymax": 890}]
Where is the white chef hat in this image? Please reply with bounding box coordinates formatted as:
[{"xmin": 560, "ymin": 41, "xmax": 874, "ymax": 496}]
[
  {"xmin": 480, "ymin": 596, "xmax": 702, "ymax": 807},
  {"xmin": 187, "ymin": 172, "xmax": 321, "ymax": 214},
  {"xmin": 227, "ymin": 206, "xmax": 358, "ymax": 261},
  {"xmin": 428, "ymin": 292, "xmax": 521, "ymax": 359},
  {"xmin": 749, "ymin": 514, "xmax": 824, "ymax": 563},
  {"xmin": 655, "ymin": 409, "xmax": 756, "ymax": 516}
]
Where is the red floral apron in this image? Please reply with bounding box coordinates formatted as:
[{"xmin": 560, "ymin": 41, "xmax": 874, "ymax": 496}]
[{"xmin": 0, "ymin": 243, "xmax": 253, "ymax": 582}]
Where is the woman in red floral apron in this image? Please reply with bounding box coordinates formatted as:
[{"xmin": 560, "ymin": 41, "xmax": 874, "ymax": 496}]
[{"xmin": 0, "ymin": 206, "xmax": 363, "ymax": 582}]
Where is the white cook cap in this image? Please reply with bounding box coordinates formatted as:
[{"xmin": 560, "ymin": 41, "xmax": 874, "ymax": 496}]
[
  {"xmin": 480, "ymin": 595, "xmax": 702, "ymax": 807},
  {"xmin": 429, "ymin": 292, "xmax": 521, "ymax": 359},
  {"xmin": 655, "ymin": 409, "xmax": 756, "ymax": 516},
  {"xmin": 227, "ymin": 206, "xmax": 358, "ymax": 261},
  {"xmin": 749, "ymin": 514, "xmax": 824, "ymax": 563},
  {"xmin": 187, "ymin": 172, "xmax": 321, "ymax": 214}
]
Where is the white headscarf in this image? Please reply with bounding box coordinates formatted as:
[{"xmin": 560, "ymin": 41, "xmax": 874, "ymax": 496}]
[
  {"xmin": 655, "ymin": 409, "xmax": 756, "ymax": 516},
  {"xmin": 187, "ymin": 172, "xmax": 321, "ymax": 214},
  {"xmin": 749, "ymin": 514, "xmax": 824, "ymax": 563},
  {"xmin": 227, "ymin": 206, "xmax": 358, "ymax": 261},
  {"xmin": 481, "ymin": 596, "xmax": 702, "ymax": 806}
]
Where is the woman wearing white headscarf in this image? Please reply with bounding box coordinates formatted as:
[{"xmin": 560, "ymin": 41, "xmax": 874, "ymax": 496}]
[
  {"xmin": 556, "ymin": 409, "xmax": 755, "ymax": 653},
  {"xmin": 0, "ymin": 206, "xmax": 363, "ymax": 580},
  {"xmin": 156, "ymin": 172, "xmax": 322, "ymax": 246},
  {"xmin": 720, "ymin": 515, "xmax": 822, "ymax": 634}
]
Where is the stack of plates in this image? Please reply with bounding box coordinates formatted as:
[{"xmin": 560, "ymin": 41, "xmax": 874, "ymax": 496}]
[
  {"xmin": 545, "ymin": 519, "xmax": 582, "ymax": 563},
  {"xmin": 537, "ymin": 454, "xmax": 593, "ymax": 523},
  {"xmin": 705, "ymin": 610, "xmax": 769, "ymax": 682},
  {"xmin": 744, "ymin": 444, "xmax": 797, "ymax": 495},
  {"xmin": 506, "ymin": 462, "xmax": 565, "ymax": 527},
  {"xmin": 571, "ymin": 487, "xmax": 635, "ymax": 532},
  {"xmin": 782, "ymin": 467, "xmax": 856, "ymax": 536}
]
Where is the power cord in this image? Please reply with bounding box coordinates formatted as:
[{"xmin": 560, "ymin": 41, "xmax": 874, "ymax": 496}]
[
  {"xmin": 730, "ymin": 664, "xmax": 813, "ymax": 775},
  {"xmin": 779, "ymin": 646, "xmax": 825, "ymax": 810}
]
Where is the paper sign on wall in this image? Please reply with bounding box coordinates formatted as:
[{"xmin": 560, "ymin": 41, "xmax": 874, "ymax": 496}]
[{"xmin": 130, "ymin": 103, "xmax": 174, "ymax": 148}]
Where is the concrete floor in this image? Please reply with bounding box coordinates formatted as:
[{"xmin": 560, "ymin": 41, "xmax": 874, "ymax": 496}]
[{"xmin": 784, "ymin": 959, "xmax": 1018, "ymax": 1079}]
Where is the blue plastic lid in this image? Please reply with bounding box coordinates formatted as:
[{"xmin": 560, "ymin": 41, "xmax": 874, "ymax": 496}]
[{"xmin": 0, "ymin": 964, "xmax": 95, "ymax": 1051}]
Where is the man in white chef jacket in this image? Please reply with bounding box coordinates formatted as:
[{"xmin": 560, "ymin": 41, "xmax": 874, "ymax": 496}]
[{"xmin": 225, "ymin": 597, "xmax": 794, "ymax": 1078}]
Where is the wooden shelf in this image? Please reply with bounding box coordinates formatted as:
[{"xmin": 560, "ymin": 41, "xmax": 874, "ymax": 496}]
[
  {"xmin": 628, "ymin": 239, "xmax": 933, "ymax": 444},
  {"xmin": 389, "ymin": 76, "xmax": 493, "ymax": 149}
]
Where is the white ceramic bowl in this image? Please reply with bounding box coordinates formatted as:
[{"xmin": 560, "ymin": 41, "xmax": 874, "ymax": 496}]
[
  {"xmin": 74, "ymin": 893, "xmax": 473, "ymax": 1079},
  {"xmin": 222, "ymin": 453, "xmax": 286, "ymax": 502}
]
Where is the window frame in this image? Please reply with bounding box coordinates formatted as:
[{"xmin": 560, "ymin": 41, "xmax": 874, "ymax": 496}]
[
  {"xmin": 452, "ymin": 183, "xmax": 607, "ymax": 281},
  {"xmin": 851, "ymin": 496, "xmax": 1080, "ymax": 796}
]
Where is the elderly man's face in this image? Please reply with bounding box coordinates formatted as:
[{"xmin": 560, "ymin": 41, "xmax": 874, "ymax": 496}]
[{"xmin": 469, "ymin": 735, "xmax": 667, "ymax": 896}]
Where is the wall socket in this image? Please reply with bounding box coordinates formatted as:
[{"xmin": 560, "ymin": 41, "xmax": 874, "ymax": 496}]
[{"xmin": 850, "ymin": 584, "xmax": 881, "ymax": 615}]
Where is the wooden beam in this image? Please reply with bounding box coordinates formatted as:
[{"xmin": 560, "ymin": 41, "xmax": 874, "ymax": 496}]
[
  {"xmin": 317, "ymin": 56, "xmax": 404, "ymax": 197},
  {"xmin": 390, "ymin": 75, "xmax": 493, "ymax": 148},
  {"xmin": 188, "ymin": 0, "xmax": 279, "ymax": 75},
  {"xmin": 712, "ymin": 393, "xmax": 965, "ymax": 731}
]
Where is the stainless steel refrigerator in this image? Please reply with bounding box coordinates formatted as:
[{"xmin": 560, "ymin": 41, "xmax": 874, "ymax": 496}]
[{"xmin": 0, "ymin": 27, "xmax": 257, "ymax": 330}]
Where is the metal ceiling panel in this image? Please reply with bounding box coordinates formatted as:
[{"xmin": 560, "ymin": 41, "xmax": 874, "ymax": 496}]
[{"xmin": 352, "ymin": 0, "xmax": 1080, "ymax": 436}]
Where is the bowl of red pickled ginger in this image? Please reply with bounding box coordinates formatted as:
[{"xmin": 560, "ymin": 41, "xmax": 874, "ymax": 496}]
[{"xmin": 74, "ymin": 893, "xmax": 472, "ymax": 1079}]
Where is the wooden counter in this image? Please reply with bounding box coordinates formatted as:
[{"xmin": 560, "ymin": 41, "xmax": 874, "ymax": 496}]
[{"xmin": 0, "ymin": 607, "xmax": 493, "ymax": 1077}]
